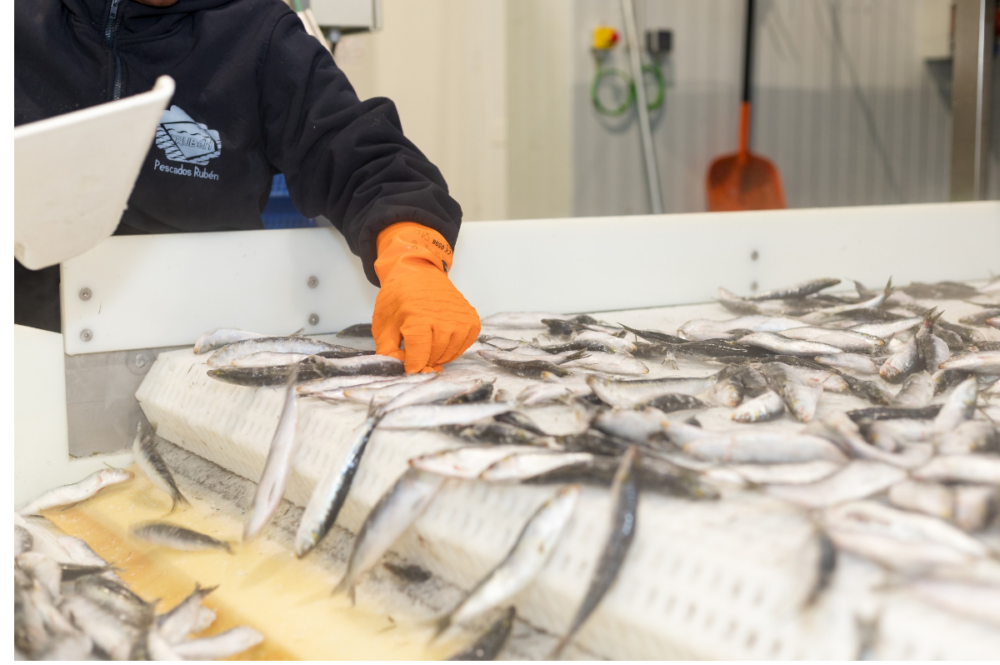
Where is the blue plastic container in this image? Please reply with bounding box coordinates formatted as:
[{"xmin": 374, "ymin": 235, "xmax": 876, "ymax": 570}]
[{"xmin": 261, "ymin": 174, "xmax": 316, "ymax": 229}]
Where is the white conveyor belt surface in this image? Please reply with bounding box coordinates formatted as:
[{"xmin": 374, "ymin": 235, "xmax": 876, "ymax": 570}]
[{"xmin": 136, "ymin": 298, "xmax": 1000, "ymax": 660}]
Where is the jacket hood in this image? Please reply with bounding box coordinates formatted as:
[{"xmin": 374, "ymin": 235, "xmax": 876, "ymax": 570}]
[{"xmin": 65, "ymin": 0, "xmax": 242, "ymax": 41}]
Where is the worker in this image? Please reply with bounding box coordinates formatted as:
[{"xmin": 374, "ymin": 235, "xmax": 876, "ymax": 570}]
[{"xmin": 14, "ymin": 0, "xmax": 480, "ymax": 374}]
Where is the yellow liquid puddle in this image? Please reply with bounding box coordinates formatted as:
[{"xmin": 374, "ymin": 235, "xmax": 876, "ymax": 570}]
[{"xmin": 44, "ymin": 468, "xmax": 458, "ymax": 660}]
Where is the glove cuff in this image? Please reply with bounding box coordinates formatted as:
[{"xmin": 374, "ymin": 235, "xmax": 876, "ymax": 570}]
[{"xmin": 375, "ymin": 222, "xmax": 454, "ymax": 284}]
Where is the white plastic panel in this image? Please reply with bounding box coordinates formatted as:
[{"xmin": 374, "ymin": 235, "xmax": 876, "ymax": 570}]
[
  {"xmin": 14, "ymin": 325, "xmax": 133, "ymax": 508},
  {"xmin": 15, "ymin": 77, "xmax": 175, "ymax": 270},
  {"xmin": 61, "ymin": 227, "xmax": 379, "ymax": 355},
  {"xmin": 63, "ymin": 201, "xmax": 1000, "ymax": 355}
]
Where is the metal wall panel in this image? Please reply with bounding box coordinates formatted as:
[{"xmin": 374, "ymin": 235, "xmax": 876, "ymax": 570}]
[{"xmin": 566, "ymin": 0, "xmax": 989, "ymax": 216}]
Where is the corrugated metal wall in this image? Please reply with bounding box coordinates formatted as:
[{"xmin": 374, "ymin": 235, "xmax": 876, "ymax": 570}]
[{"xmin": 569, "ymin": 0, "xmax": 996, "ymax": 216}]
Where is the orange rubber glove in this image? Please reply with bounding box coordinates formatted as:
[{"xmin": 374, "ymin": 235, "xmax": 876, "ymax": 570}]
[{"xmin": 372, "ymin": 222, "xmax": 480, "ymax": 374}]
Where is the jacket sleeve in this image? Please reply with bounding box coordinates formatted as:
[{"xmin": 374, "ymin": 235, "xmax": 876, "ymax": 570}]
[{"xmin": 258, "ymin": 12, "xmax": 463, "ymax": 286}]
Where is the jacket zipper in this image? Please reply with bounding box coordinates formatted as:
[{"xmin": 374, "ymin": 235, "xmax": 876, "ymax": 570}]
[{"xmin": 104, "ymin": 0, "xmax": 123, "ymax": 100}]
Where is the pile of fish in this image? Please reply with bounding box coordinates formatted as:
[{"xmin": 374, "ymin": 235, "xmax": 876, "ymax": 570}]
[
  {"xmin": 14, "ymin": 435, "xmax": 262, "ymax": 660},
  {"xmin": 186, "ymin": 276, "xmax": 1000, "ymax": 656}
]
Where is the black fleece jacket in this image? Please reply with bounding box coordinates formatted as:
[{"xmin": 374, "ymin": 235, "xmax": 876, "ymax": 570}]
[{"xmin": 14, "ymin": 0, "xmax": 463, "ymax": 287}]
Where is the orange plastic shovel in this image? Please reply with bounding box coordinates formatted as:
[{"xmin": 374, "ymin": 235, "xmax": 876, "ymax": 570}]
[{"xmin": 707, "ymin": 0, "xmax": 786, "ymax": 212}]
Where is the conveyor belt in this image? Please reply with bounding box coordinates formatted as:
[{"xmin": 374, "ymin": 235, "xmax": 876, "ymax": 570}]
[{"xmin": 136, "ymin": 296, "xmax": 1000, "ymax": 660}]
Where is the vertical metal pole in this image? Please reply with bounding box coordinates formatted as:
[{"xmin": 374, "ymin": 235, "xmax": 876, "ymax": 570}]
[
  {"xmin": 949, "ymin": 0, "xmax": 993, "ymax": 201},
  {"xmin": 621, "ymin": 0, "xmax": 664, "ymax": 214}
]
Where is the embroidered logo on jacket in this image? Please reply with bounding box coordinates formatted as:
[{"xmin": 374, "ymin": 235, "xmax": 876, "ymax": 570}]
[{"xmin": 155, "ymin": 105, "xmax": 221, "ymax": 165}]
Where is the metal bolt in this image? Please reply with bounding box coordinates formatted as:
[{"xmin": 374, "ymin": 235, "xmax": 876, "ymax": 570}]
[
  {"xmin": 80, "ymin": 329, "xmax": 93, "ymax": 342},
  {"xmin": 308, "ymin": 314, "xmax": 320, "ymax": 326},
  {"xmin": 750, "ymin": 281, "xmax": 759, "ymax": 292},
  {"xmin": 79, "ymin": 288, "xmax": 92, "ymax": 301},
  {"xmin": 307, "ymin": 276, "xmax": 319, "ymax": 289},
  {"xmin": 750, "ymin": 250, "xmax": 759, "ymax": 261},
  {"xmin": 134, "ymin": 353, "xmax": 149, "ymax": 369}
]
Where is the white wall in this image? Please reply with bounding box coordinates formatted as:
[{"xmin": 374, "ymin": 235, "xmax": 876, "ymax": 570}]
[
  {"xmin": 333, "ymin": 0, "xmax": 509, "ymax": 222},
  {"xmin": 329, "ymin": 0, "xmax": 998, "ymax": 222}
]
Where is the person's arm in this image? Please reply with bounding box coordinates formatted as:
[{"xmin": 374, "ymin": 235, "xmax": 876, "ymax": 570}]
[{"xmin": 259, "ymin": 13, "xmax": 478, "ymax": 372}]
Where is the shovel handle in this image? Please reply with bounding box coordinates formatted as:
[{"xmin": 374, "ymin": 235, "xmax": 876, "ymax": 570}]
[{"xmin": 740, "ymin": 0, "xmax": 755, "ymax": 155}]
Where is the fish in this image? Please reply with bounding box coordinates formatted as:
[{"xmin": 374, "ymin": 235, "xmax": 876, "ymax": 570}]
[
  {"xmin": 931, "ymin": 377, "xmax": 978, "ymax": 436},
  {"xmin": 766, "ymin": 461, "xmax": 907, "ymax": 508},
  {"xmin": 17, "ymin": 552, "xmax": 63, "ymax": 599},
  {"xmin": 208, "ymin": 364, "xmax": 322, "ymax": 387},
  {"xmin": 800, "ymin": 279, "xmax": 893, "ymax": 323},
  {"xmin": 58, "ymin": 562, "xmax": 118, "ymax": 582},
  {"xmin": 194, "ymin": 328, "xmax": 271, "ymax": 354},
  {"xmin": 306, "ymin": 353, "xmax": 405, "ymax": 377},
  {"xmin": 803, "ymin": 530, "xmax": 837, "ymax": 608},
  {"xmin": 206, "ymin": 336, "xmax": 338, "ymax": 366},
  {"xmin": 244, "ymin": 373, "xmax": 300, "ymax": 542},
  {"xmin": 435, "ymin": 486, "xmax": 579, "ymax": 637},
  {"xmin": 879, "ymin": 336, "xmax": 918, "ymax": 383},
  {"xmin": 382, "ymin": 378, "xmax": 487, "ymax": 412},
  {"xmin": 170, "ymin": 626, "xmax": 264, "ymax": 660},
  {"xmin": 737, "ymin": 278, "xmax": 842, "ymax": 301},
  {"xmin": 379, "ymin": 403, "xmax": 513, "ymax": 430},
  {"xmin": 133, "ymin": 425, "xmax": 188, "ymax": 512},
  {"xmin": 447, "ymin": 422, "xmax": 548, "ymax": 446},
  {"xmin": 342, "ymin": 379, "xmax": 440, "ymax": 406},
  {"xmin": 480, "ymin": 452, "xmax": 596, "ymax": 483},
  {"xmin": 60, "ymin": 595, "xmax": 137, "ymax": 660},
  {"xmin": 590, "ymin": 407, "xmax": 670, "ymax": 446},
  {"xmin": 409, "ymin": 445, "xmax": 539, "ymax": 480},
  {"xmin": 825, "ymin": 529, "xmax": 970, "ymax": 571},
  {"xmin": 738, "ymin": 331, "xmax": 844, "ymax": 357},
  {"xmin": 643, "ymin": 393, "xmax": 707, "ymax": 413},
  {"xmin": 74, "ymin": 574, "xmax": 156, "ymax": 629},
  {"xmin": 890, "ymin": 372, "xmax": 935, "ymax": 407},
  {"xmin": 296, "ymin": 406, "xmax": 385, "ymax": 557},
  {"xmin": 15, "ymin": 524, "xmax": 33, "ymax": 555},
  {"xmin": 845, "ymin": 405, "xmax": 942, "ymax": 422},
  {"xmin": 17, "ymin": 467, "xmax": 134, "ymax": 516},
  {"xmin": 156, "ymin": 584, "xmax": 218, "ymax": 644},
  {"xmin": 297, "ymin": 374, "xmax": 431, "ymax": 397},
  {"xmin": 563, "ymin": 351, "xmax": 649, "ymax": 376},
  {"xmin": 335, "ymin": 468, "xmax": 445, "ymax": 599},
  {"xmin": 724, "ymin": 461, "xmax": 841, "ymax": 485},
  {"xmin": 758, "ymin": 363, "xmax": 822, "ymax": 422},
  {"xmin": 480, "ymin": 335, "xmax": 532, "ymax": 351},
  {"xmin": 446, "ymin": 381, "xmax": 496, "ymax": 405},
  {"xmin": 446, "ymin": 607, "xmax": 516, "ymax": 661},
  {"xmin": 849, "ymin": 316, "xmax": 924, "ymax": 339},
  {"xmin": 232, "ymin": 351, "xmax": 311, "ymax": 368},
  {"xmin": 678, "ymin": 315, "xmax": 808, "ymax": 341},
  {"xmin": 619, "ymin": 324, "xmax": 687, "ymax": 345},
  {"xmin": 34, "ymin": 631, "xmax": 94, "ymax": 661},
  {"xmin": 814, "ymin": 412, "xmax": 934, "ymax": 469},
  {"xmin": 731, "ymin": 390, "xmax": 785, "ymax": 423},
  {"xmin": 916, "ymin": 314, "xmax": 951, "ymax": 373},
  {"xmin": 480, "ymin": 312, "xmax": 569, "ymax": 329},
  {"xmin": 586, "ymin": 374, "xmax": 718, "ymax": 408},
  {"xmin": 904, "ymin": 579, "xmax": 1000, "ymax": 629},
  {"xmin": 132, "ymin": 522, "xmax": 232, "ymax": 553},
  {"xmin": 779, "ymin": 327, "xmax": 884, "ymax": 353},
  {"xmin": 958, "ymin": 308, "xmax": 1000, "ymax": 326},
  {"xmin": 913, "ymin": 454, "xmax": 1000, "ymax": 485},
  {"xmin": 887, "ymin": 480, "xmax": 954, "ymax": 521},
  {"xmin": 684, "ymin": 431, "xmax": 848, "ymax": 464},
  {"xmin": 937, "ymin": 420, "xmax": 1000, "ymax": 455},
  {"xmin": 338, "ymin": 323, "xmax": 374, "ymax": 338},
  {"xmin": 953, "ymin": 486, "xmax": 999, "ymax": 532},
  {"xmin": 836, "ymin": 371, "xmax": 893, "ymax": 405},
  {"xmin": 478, "ymin": 349, "xmax": 578, "ymax": 379},
  {"xmin": 939, "ymin": 350, "xmax": 1000, "ymax": 374},
  {"xmin": 823, "ymin": 500, "xmax": 990, "ymax": 559},
  {"xmin": 520, "ymin": 454, "xmax": 716, "ymax": 500},
  {"xmin": 517, "ymin": 383, "xmax": 585, "ymax": 406},
  {"xmin": 814, "ymin": 353, "xmax": 880, "ymax": 374},
  {"xmin": 551, "ymin": 447, "xmax": 639, "ymax": 658},
  {"xmin": 987, "ymin": 316, "xmax": 999, "ymax": 329}
]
